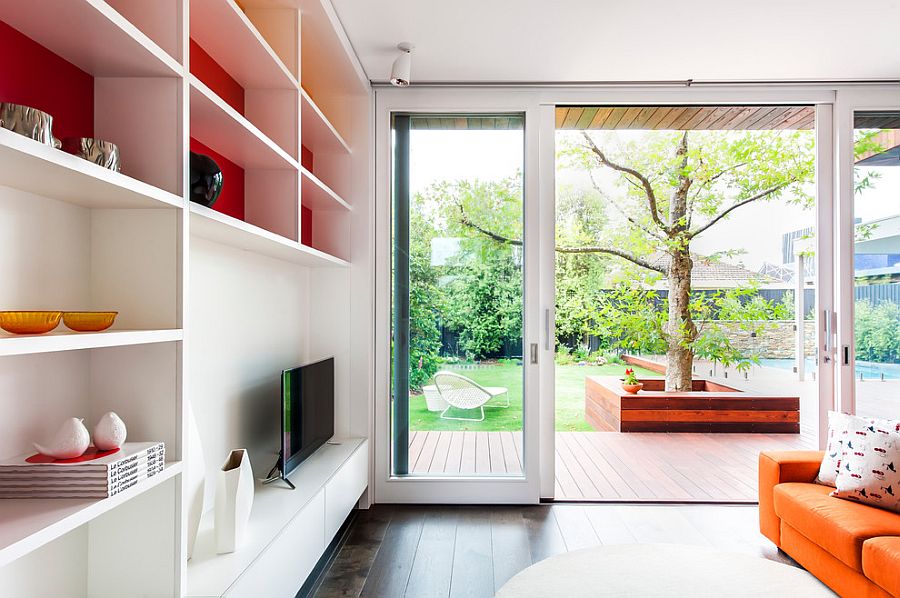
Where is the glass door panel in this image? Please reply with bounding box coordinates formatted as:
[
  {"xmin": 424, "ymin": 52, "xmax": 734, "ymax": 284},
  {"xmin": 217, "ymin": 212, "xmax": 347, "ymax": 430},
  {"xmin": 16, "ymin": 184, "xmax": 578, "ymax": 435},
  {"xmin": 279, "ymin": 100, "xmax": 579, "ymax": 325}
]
[
  {"xmin": 392, "ymin": 114, "xmax": 525, "ymax": 477},
  {"xmin": 852, "ymin": 111, "xmax": 900, "ymax": 419}
]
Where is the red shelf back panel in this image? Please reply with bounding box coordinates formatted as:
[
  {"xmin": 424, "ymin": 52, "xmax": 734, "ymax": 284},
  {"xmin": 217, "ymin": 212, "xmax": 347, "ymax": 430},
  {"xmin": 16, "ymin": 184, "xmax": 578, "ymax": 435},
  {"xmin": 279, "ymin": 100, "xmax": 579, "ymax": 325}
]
[
  {"xmin": 191, "ymin": 138, "xmax": 245, "ymax": 221},
  {"xmin": 301, "ymin": 144, "xmax": 314, "ymax": 172},
  {"xmin": 189, "ymin": 39, "xmax": 244, "ymax": 114},
  {"xmin": 0, "ymin": 20, "xmax": 93, "ymax": 139},
  {"xmin": 301, "ymin": 205, "xmax": 312, "ymax": 246}
]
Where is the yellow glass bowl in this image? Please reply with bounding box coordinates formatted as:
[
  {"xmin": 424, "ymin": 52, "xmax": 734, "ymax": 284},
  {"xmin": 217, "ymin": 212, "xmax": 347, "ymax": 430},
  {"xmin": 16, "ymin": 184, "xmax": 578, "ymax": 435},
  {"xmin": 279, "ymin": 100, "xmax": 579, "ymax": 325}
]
[
  {"xmin": 62, "ymin": 311, "xmax": 118, "ymax": 332},
  {"xmin": 0, "ymin": 311, "xmax": 62, "ymax": 334}
]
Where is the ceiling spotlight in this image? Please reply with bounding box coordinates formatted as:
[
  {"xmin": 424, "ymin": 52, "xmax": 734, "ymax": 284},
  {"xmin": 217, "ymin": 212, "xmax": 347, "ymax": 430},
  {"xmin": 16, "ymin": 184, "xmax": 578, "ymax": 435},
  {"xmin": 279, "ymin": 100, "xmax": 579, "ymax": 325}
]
[{"xmin": 390, "ymin": 43, "xmax": 414, "ymax": 87}]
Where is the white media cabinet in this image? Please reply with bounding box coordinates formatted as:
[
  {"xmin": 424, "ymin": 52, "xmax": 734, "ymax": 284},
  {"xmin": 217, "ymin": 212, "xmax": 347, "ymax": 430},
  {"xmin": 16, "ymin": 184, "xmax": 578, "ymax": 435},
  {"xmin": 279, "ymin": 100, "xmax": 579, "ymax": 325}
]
[{"xmin": 187, "ymin": 438, "xmax": 368, "ymax": 597}]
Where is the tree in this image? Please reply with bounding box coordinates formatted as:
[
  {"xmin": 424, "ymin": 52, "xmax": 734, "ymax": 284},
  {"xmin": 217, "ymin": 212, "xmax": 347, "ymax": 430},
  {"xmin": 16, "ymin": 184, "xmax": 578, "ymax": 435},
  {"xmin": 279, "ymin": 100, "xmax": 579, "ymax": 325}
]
[
  {"xmin": 456, "ymin": 129, "xmax": 814, "ymax": 391},
  {"xmin": 443, "ymin": 241, "xmax": 522, "ymax": 359},
  {"xmin": 407, "ymin": 208, "xmax": 443, "ymax": 390}
]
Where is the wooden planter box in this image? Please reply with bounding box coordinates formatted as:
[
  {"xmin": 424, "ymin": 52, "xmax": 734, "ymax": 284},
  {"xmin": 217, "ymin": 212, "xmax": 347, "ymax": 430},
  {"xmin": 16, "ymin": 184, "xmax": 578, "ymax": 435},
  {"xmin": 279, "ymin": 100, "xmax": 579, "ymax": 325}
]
[{"xmin": 585, "ymin": 376, "xmax": 799, "ymax": 433}]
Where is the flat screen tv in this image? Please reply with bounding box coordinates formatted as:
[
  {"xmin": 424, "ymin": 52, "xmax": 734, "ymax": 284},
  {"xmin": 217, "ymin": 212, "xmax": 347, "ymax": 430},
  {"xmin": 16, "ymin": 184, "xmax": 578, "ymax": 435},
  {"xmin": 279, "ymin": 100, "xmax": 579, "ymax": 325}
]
[{"xmin": 278, "ymin": 357, "xmax": 334, "ymax": 482}]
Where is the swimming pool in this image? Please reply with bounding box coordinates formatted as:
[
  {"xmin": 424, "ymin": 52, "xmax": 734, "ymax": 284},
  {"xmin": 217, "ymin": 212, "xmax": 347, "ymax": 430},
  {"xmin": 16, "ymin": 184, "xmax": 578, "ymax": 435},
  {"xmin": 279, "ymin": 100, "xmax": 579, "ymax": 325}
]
[{"xmin": 757, "ymin": 358, "xmax": 900, "ymax": 380}]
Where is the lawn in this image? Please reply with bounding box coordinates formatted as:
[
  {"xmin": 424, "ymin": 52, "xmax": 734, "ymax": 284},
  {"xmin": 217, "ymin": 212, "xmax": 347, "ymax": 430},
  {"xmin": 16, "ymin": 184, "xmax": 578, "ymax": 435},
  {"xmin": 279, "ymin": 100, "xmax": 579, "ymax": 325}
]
[{"xmin": 408, "ymin": 362, "xmax": 657, "ymax": 432}]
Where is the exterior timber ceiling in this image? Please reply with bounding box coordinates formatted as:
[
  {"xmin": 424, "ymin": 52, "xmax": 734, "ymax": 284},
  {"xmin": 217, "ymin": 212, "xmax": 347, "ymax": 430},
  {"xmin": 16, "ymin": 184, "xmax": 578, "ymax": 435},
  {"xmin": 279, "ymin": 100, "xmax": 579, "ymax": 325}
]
[{"xmin": 556, "ymin": 106, "xmax": 815, "ymax": 130}]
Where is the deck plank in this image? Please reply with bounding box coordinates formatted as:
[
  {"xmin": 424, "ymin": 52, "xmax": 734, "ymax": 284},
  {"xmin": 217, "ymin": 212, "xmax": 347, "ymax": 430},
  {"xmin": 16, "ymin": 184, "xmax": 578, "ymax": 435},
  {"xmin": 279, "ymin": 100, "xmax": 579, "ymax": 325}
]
[{"xmin": 405, "ymin": 430, "xmax": 811, "ymax": 501}]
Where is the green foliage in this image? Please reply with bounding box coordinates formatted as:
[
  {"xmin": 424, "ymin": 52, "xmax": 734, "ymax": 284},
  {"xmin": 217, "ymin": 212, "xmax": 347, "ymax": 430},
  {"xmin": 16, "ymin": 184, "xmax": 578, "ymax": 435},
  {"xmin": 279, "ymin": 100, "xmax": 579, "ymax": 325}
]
[
  {"xmin": 407, "ymin": 209, "xmax": 443, "ymax": 390},
  {"xmin": 443, "ymin": 241, "xmax": 523, "ymax": 359},
  {"xmin": 855, "ymin": 300, "xmax": 900, "ymax": 364},
  {"xmin": 582, "ymin": 284, "xmax": 791, "ymax": 370}
]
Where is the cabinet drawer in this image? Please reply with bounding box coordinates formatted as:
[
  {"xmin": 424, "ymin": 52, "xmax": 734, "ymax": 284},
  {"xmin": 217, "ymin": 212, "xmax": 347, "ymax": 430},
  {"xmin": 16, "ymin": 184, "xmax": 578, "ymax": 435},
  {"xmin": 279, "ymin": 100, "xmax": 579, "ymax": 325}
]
[
  {"xmin": 324, "ymin": 441, "xmax": 368, "ymax": 542},
  {"xmin": 226, "ymin": 490, "xmax": 325, "ymax": 598}
]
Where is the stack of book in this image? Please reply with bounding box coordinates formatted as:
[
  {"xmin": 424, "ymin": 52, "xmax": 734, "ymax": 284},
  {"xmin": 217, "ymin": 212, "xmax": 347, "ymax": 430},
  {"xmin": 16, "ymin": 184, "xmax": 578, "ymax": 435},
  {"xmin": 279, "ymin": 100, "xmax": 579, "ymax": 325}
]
[{"xmin": 0, "ymin": 442, "xmax": 165, "ymax": 499}]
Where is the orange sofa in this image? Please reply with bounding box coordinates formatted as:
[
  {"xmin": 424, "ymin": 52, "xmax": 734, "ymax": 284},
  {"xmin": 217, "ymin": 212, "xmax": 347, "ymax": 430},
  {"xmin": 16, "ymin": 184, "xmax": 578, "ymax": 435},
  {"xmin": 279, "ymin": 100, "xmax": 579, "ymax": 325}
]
[{"xmin": 759, "ymin": 451, "xmax": 900, "ymax": 597}]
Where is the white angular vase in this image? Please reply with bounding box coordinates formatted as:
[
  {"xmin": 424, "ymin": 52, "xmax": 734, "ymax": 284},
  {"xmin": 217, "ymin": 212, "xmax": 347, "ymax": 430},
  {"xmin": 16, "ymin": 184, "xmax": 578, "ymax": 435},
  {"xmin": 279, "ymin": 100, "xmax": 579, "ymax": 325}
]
[
  {"xmin": 185, "ymin": 403, "xmax": 206, "ymax": 559},
  {"xmin": 215, "ymin": 449, "xmax": 254, "ymax": 554}
]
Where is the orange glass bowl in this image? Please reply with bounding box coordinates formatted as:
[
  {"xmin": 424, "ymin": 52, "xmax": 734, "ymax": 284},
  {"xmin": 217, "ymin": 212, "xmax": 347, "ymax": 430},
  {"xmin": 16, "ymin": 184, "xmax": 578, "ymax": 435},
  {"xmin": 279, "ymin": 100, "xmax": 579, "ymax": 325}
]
[
  {"xmin": 62, "ymin": 311, "xmax": 118, "ymax": 332},
  {"xmin": 0, "ymin": 311, "xmax": 62, "ymax": 334}
]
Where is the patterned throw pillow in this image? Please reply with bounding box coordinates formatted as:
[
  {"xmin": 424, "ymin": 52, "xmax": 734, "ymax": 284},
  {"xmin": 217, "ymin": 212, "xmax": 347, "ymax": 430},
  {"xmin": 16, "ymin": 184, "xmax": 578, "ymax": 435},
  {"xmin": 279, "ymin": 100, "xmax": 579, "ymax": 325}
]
[
  {"xmin": 831, "ymin": 418, "xmax": 900, "ymax": 513},
  {"xmin": 817, "ymin": 411, "xmax": 872, "ymax": 487}
]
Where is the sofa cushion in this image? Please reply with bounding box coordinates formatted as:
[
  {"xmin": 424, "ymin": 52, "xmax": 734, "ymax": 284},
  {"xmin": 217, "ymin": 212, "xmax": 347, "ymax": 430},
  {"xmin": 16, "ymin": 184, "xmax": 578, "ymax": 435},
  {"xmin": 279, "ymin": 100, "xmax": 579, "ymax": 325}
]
[
  {"xmin": 832, "ymin": 420, "xmax": 900, "ymax": 514},
  {"xmin": 773, "ymin": 482, "xmax": 900, "ymax": 571},
  {"xmin": 863, "ymin": 537, "xmax": 900, "ymax": 598},
  {"xmin": 817, "ymin": 411, "xmax": 870, "ymax": 487}
]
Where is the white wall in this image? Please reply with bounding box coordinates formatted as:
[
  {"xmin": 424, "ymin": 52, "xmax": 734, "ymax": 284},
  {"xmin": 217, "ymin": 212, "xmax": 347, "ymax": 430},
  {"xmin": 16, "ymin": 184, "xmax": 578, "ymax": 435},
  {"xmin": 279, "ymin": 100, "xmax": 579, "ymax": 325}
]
[{"xmin": 189, "ymin": 237, "xmax": 310, "ymax": 507}]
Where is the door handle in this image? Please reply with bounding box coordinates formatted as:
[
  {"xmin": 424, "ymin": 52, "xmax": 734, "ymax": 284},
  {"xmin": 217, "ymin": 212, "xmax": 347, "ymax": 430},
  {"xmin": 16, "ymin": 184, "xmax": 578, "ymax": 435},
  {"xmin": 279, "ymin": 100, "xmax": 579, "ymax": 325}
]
[
  {"xmin": 823, "ymin": 309, "xmax": 833, "ymax": 363},
  {"xmin": 530, "ymin": 343, "xmax": 538, "ymax": 364},
  {"xmin": 544, "ymin": 308, "xmax": 550, "ymax": 351}
]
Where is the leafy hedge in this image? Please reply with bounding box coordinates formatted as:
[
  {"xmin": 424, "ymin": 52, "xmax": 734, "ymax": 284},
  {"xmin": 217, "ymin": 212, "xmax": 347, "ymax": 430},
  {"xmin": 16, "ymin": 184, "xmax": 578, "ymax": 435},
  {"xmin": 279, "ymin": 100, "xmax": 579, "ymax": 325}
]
[{"xmin": 855, "ymin": 299, "xmax": 900, "ymax": 364}]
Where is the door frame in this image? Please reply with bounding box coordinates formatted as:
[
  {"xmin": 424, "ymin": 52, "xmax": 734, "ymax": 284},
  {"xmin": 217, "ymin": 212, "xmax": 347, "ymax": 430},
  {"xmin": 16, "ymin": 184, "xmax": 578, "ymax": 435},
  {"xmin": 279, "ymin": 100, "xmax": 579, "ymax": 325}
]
[
  {"xmin": 373, "ymin": 88, "xmax": 543, "ymax": 503},
  {"xmin": 833, "ymin": 88, "xmax": 900, "ymax": 415},
  {"xmin": 372, "ymin": 84, "xmax": 898, "ymax": 504},
  {"xmin": 535, "ymin": 87, "xmax": 842, "ymax": 499}
]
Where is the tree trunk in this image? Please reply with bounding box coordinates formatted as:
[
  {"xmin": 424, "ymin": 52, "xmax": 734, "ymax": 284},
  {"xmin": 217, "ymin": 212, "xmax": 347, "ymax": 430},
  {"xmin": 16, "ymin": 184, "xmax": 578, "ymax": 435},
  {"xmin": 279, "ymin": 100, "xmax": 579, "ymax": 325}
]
[{"xmin": 666, "ymin": 249, "xmax": 696, "ymax": 391}]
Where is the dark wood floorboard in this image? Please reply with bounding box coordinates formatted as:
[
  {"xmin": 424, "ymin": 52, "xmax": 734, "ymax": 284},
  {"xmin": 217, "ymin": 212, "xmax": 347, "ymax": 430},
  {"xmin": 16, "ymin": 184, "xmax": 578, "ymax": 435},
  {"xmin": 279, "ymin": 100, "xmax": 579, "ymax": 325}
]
[
  {"xmin": 404, "ymin": 507, "xmax": 459, "ymax": 598},
  {"xmin": 449, "ymin": 508, "xmax": 495, "ymax": 598},
  {"xmin": 314, "ymin": 504, "xmax": 798, "ymax": 598},
  {"xmin": 358, "ymin": 507, "xmax": 425, "ymax": 597}
]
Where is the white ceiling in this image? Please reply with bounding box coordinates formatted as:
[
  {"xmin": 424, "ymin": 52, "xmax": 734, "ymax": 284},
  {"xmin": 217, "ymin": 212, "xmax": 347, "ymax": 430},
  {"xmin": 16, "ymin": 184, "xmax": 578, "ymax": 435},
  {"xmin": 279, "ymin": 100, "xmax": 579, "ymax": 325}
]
[{"xmin": 329, "ymin": 0, "xmax": 900, "ymax": 84}]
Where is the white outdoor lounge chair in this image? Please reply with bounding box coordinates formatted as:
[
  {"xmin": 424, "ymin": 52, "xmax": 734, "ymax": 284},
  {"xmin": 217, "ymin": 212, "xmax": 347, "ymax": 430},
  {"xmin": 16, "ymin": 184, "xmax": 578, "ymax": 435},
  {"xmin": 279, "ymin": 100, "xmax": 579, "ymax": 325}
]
[{"xmin": 432, "ymin": 371, "xmax": 510, "ymax": 422}]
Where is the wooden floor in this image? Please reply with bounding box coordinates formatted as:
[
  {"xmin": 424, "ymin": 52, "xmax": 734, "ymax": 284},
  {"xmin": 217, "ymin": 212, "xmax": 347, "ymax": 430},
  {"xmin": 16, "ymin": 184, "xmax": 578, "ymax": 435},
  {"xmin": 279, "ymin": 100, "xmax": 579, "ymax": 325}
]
[
  {"xmin": 311, "ymin": 503, "xmax": 798, "ymax": 598},
  {"xmin": 407, "ymin": 431, "xmax": 814, "ymax": 502}
]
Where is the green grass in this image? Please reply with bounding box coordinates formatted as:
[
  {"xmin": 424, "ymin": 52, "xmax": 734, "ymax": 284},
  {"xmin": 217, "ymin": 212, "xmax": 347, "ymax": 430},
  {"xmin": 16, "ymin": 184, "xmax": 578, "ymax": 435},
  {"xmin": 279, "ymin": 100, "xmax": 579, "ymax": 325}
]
[{"xmin": 408, "ymin": 362, "xmax": 657, "ymax": 432}]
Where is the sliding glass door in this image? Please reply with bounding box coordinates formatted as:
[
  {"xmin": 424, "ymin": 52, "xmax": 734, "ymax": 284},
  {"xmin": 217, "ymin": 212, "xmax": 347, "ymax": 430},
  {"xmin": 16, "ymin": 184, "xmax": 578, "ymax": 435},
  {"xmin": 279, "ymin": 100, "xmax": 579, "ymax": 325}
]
[
  {"xmin": 391, "ymin": 114, "xmax": 528, "ymax": 480},
  {"xmin": 849, "ymin": 109, "xmax": 900, "ymax": 419}
]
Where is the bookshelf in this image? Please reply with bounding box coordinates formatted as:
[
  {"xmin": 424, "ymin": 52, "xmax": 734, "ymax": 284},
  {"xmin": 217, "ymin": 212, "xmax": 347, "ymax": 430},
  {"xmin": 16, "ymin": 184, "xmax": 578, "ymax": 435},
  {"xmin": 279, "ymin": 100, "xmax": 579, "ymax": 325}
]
[{"xmin": 0, "ymin": 0, "xmax": 372, "ymax": 596}]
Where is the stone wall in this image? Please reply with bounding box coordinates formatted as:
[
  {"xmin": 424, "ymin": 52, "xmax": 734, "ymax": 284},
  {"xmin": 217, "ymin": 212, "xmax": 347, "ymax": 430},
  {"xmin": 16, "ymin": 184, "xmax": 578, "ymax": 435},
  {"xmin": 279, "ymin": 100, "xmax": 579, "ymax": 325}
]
[{"xmin": 695, "ymin": 320, "xmax": 816, "ymax": 359}]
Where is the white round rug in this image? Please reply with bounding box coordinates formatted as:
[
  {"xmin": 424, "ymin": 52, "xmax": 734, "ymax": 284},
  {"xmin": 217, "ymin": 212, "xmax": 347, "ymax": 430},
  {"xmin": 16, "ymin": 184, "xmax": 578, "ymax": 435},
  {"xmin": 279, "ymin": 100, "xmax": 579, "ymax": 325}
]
[{"xmin": 495, "ymin": 544, "xmax": 835, "ymax": 597}]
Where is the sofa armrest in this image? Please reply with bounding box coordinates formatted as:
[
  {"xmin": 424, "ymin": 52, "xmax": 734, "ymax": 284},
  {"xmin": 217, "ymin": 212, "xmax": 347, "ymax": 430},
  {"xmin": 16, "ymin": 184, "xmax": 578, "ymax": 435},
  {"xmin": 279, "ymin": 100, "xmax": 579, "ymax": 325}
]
[{"xmin": 758, "ymin": 450, "xmax": 824, "ymax": 546}]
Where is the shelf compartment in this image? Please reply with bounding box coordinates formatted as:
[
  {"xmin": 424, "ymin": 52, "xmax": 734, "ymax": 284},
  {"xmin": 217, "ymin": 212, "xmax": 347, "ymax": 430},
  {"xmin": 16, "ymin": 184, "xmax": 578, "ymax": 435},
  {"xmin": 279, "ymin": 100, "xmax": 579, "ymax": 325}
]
[
  {"xmin": 0, "ymin": 329, "xmax": 183, "ymax": 358},
  {"xmin": 300, "ymin": 166, "xmax": 351, "ymax": 211},
  {"xmin": 189, "ymin": 76, "xmax": 298, "ymax": 170},
  {"xmin": 0, "ymin": 461, "xmax": 182, "ymax": 567},
  {"xmin": 301, "ymin": 89, "xmax": 351, "ymax": 155},
  {"xmin": 190, "ymin": 203, "xmax": 348, "ymax": 267},
  {"xmin": 0, "ymin": 0, "xmax": 181, "ymax": 77},
  {"xmin": 190, "ymin": 0, "xmax": 298, "ymax": 90},
  {"xmin": 0, "ymin": 128, "xmax": 182, "ymax": 209}
]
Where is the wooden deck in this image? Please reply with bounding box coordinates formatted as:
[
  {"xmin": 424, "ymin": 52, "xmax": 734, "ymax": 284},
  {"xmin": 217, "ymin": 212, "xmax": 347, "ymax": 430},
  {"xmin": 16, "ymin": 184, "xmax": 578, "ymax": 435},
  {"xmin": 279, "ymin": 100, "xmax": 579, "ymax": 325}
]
[{"xmin": 407, "ymin": 431, "xmax": 814, "ymax": 502}]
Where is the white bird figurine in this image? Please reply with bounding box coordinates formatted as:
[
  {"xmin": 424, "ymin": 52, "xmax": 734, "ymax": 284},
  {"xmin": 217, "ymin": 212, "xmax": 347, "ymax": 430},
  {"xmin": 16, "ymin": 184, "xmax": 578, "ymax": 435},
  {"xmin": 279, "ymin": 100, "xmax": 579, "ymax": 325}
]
[
  {"xmin": 33, "ymin": 418, "xmax": 90, "ymax": 459},
  {"xmin": 94, "ymin": 411, "xmax": 127, "ymax": 451}
]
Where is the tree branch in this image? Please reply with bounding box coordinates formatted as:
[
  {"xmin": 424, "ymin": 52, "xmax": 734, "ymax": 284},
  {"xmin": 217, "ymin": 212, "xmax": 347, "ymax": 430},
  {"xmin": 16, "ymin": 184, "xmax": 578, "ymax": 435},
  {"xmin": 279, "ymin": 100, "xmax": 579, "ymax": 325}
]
[
  {"xmin": 581, "ymin": 132, "xmax": 669, "ymax": 233},
  {"xmin": 688, "ymin": 182, "xmax": 790, "ymax": 238},
  {"xmin": 555, "ymin": 245, "xmax": 666, "ymax": 273},
  {"xmin": 587, "ymin": 172, "xmax": 665, "ymax": 241},
  {"xmin": 456, "ymin": 206, "xmax": 665, "ymax": 273}
]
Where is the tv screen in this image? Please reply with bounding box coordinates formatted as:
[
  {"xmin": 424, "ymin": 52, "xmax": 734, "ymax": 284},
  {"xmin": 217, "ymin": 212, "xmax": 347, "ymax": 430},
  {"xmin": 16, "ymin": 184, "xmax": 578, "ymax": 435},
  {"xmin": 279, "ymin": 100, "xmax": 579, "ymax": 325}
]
[{"xmin": 281, "ymin": 357, "xmax": 334, "ymax": 477}]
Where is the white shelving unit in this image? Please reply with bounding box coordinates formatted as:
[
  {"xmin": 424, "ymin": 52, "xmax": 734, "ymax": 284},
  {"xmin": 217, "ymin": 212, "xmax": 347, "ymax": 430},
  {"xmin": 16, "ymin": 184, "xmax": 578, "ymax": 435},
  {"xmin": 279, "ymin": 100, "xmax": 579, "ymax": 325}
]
[
  {"xmin": 190, "ymin": 0, "xmax": 298, "ymax": 90},
  {"xmin": 300, "ymin": 89, "xmax": 352, "ymax": 155},
  {"xmin": 0, "ymin": 0, "xmax": 372, "ymax": 595},
  {"xmin": 0, "ymin": 129, "xmax": 183, "ymax": 209},
  {"xmin": 0, "ymin": 0, "xmax": 180, "ymax": 77},
  {"xmin": 189, "ymin": 76, "xmax": 298, "ymax": 170},
  {"xmin": 300, "ymin": 166, "xmax": 352, "ymax": 211},
  {"xmin": 0, "ymin": 329, "xmax": 184, "ymax": 357},
  {"xmin": 190, "ymin": 203, "xmax": 348, "ymax": 267},
  {"xmin": 0, "ymin": 462, "xmax": 183, "ymax": 568}
]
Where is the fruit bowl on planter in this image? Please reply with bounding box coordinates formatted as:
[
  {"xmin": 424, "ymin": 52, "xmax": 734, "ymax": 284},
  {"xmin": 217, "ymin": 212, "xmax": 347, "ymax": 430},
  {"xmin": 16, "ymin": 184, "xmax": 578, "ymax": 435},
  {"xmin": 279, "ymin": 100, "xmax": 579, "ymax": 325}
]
[
  {"xmin": 0, "ymin": 311, "xmax": 62, "ymax": 334},
  {"xmin": 63, "ymin": 311, "xmax": 118, "ymax": 332}
]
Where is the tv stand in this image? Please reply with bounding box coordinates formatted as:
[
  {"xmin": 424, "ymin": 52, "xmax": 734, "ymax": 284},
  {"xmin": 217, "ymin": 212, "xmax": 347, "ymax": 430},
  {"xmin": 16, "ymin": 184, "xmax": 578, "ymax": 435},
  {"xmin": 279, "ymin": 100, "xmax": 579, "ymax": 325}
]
[
  {"xmin": 262, "ymin": 452, "xmax": 296, "ymax": 489},
  {"xmin": 187, "ymin": 438, "xmax": 368, "ymax": 597}
]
